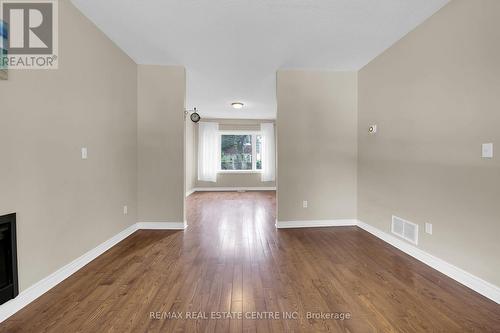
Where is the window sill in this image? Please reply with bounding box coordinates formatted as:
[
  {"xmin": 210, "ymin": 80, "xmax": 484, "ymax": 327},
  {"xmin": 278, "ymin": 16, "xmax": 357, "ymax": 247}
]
[{"xmin": 218, "ymin": 170, "xmax": 262, "ymax": 174}]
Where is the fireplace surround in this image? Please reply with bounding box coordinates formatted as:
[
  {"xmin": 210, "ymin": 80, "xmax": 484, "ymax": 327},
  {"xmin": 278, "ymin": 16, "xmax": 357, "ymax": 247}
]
[{"xmin": 0, "ymin": 213, "xmax": 18, "ymax": 305}]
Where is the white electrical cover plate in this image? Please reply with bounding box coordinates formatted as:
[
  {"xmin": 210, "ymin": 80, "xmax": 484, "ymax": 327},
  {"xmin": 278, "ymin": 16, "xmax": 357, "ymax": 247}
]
[
  {"xmin": 482, "ymin": 143, "xmax": 493, "ymax": 158},
  {"xmin": 81, "ymin": 147, "xmax": 88, "ymax": 159}
]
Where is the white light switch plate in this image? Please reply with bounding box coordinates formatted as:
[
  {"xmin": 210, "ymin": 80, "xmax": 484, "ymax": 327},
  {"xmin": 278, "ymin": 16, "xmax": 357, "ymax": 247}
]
[
  {"xmin": 425, "ymin": 223, "xmax": 433, "ymax": 235},
  {"xmin": 482, "ymin": 143, "xmax": 493, "ymax": 158},
  {"xmin": 123, "ymin": 205, "xmax": 128, "ymax": 215},
  {"xmin": 302, "ymin": 200, "xmax": 308, "ymax": 208},
  {"xmin": 81, "ymin": 147, "xmax": 88, "ymax": 160}
]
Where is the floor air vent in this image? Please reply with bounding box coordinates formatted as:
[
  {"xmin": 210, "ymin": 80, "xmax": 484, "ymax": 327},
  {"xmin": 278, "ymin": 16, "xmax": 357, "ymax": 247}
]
[{"xmin": 391, "ymin": 216, "xmax": 418, "ymax": 245}]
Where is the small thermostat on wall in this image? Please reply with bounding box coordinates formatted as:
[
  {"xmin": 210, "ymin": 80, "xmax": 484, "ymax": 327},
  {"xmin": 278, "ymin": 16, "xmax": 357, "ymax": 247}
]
[{"xmin": 368, "ymin": 125, "xmax": 377, "ymax": 134}]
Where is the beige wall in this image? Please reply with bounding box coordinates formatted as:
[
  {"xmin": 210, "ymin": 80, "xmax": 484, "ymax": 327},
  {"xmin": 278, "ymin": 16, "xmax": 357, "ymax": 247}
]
[
  {"xmin": 277, "ymin": 70, "xmax": 358, "ymax": 222},
  {"xmin": 137, "ymin": 65, "xmax": 185, "ymax": 222},
  {"xmin": 0, "ymin": 0, "xmax": 137, "ymax": 291},
  {"xmin": 194, "ymin": 118, "xmax": 276, "ymax": 189},
  {"xmin": 358, "ymin": 0, "xmax": 500, "ymax": 286}
]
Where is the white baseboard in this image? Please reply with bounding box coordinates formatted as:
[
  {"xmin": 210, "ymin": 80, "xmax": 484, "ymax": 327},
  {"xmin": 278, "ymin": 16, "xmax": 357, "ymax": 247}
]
[
  {"xmin": 276, "ymin": 219, "xmax": 357, "ymax": 229},
  {"xmin": 0, "ymin": 221, "xmax": 189, "ymax": 323},
  {"xmin": 185, "ymin": 189, "xmax": 196, "ymax": 197},
  {"xmin": 0, "ymin": 223, "xmax": 138, "ymax": 323},
  {"xmin": 137, "ymin": 222, "xmax": 187, "ymax": 230},
  {"xmin": 357, "ymin": 220, "xmax": 500, "ymax": 304},
  {"xmin": 193, "ymin": 187, "xmax": 276, "ymax": 192}
]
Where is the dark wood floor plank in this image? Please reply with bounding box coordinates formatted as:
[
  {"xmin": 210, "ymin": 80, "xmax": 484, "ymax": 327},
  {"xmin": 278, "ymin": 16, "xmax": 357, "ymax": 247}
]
[{"xmin": 1, "ymin": 191, "xmax": 499, "ymax": 332}]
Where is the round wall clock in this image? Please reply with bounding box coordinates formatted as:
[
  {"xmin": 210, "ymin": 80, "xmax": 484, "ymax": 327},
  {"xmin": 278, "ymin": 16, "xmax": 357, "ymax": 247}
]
[{"xmin": 190, "ymin": 112, "xmax": 201, "ymax": 123}]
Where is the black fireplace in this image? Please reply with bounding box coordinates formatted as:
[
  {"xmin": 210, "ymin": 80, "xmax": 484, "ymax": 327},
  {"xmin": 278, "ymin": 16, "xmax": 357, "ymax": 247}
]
[{"xmin": 0, "ymin": 213, "xmax": 18, "ymax": 305}]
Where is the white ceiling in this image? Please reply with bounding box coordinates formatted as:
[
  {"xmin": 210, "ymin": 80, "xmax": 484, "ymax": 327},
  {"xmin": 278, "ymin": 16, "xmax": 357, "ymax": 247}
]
[{"xmin": 71, "ymin": 0, "xmax": 449, "ymax": 119}]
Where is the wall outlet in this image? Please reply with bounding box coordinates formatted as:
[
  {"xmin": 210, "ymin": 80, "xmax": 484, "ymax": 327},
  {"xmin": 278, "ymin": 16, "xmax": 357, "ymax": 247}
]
[
  {"xmin": 123, "ymin": 205, "xmax": 128, "ymax": 215},
  {"xmin": 302, "ymin": 200, "xmax": 308, "ymax": 208},
  {"xmin": 425, "ymin": 222, "xmax": 433, "ymax": 235},
  {"xmin": 482, "ymin": 143, "xmax": 493, "ymax": 158},
  {"xmin": 81, "ymin": 147, "xmax": 88, "ymax": 160}
]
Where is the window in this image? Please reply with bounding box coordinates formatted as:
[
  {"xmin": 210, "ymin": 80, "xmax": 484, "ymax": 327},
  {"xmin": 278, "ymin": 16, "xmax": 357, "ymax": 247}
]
[
  {"xmin": 221, "ymin": 134, "xmax": 252, "ymax": 170},
  {"xmin": 220, "ymin": 132, "xmax": 262, "ymax": 172}
]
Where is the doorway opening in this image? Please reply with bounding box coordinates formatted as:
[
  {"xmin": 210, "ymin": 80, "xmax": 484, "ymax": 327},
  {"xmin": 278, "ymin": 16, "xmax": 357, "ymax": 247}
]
[{"xmin": 183, "ymin": 116, "xmax": 277, "ymax": 228}]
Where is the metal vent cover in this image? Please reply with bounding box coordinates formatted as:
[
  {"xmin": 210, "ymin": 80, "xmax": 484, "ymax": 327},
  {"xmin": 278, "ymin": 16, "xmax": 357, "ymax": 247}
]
[{"xmin": 392, "ymin": 215, "xmax": 418, "ymax": 245}]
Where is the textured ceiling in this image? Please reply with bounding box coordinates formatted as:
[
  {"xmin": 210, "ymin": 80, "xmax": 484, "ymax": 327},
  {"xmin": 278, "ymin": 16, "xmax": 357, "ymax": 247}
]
[{"xmin": 71, "ymin": 0, "xmax": 449, "ymax": 119}]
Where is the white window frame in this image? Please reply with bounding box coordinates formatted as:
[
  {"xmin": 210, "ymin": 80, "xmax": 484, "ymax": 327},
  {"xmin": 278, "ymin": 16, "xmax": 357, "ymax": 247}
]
[{"xmin": 218, "ymin": 130, "xmax": 262, "ymax": 174}]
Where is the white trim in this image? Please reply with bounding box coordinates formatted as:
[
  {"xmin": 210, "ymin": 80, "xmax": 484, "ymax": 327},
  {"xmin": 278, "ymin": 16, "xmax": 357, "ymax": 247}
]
[
  {"xmin": 193, "ymin": 187, "xmax": 276, "ymax": 192},
  {"xmin": 218, "ymin": 170, "xmax": 262, "ymax": 174},
  {"xmin": 276, "ymin": 219, "xmax": 357, "ymax": 229},
  {"xmin": 185, "ymin": 189, "xmax": 196, "ymax": 197},
  {"xmin": 0, "ymin": 221, "xmax": 189, "ymax": 323},
  {"xmin": 137, "ymin": 222, "xmax": 187, "ymax": 230},
  {"xmin": 0, "ymin": 224, "xmax": 138, "ymax": 323},
  {"xmin": 357, "ymin": 220, "xmax": 500, "ymax": 304},
  {"xmin": 218, "ymin": 130, "xmax": 261, "ymax": 135}
]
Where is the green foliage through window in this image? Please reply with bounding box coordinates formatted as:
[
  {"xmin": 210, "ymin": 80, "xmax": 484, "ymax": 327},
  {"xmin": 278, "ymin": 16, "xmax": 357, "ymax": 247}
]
[
  {"xmin": 220, "ymin": 134, "xmax": 262, "ymax": 171},
  {"xmin": 221, "ymin": 135, "xmax": 252, "ymax": 170}
]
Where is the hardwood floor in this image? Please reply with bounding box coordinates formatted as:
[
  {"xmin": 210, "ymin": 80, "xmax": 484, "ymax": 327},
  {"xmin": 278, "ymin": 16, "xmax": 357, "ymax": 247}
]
[{"xmin": 1, "ymin": 191, "xmax": 499, "ymax": 332}]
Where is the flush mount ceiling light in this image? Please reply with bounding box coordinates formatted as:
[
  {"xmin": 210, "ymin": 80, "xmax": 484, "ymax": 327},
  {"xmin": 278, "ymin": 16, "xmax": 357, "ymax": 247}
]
[{"xmin": 231, "ymin": 102, "xmax": 244, "ymax": 109}]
